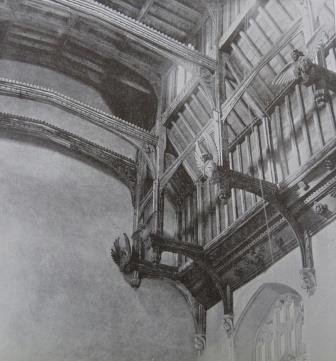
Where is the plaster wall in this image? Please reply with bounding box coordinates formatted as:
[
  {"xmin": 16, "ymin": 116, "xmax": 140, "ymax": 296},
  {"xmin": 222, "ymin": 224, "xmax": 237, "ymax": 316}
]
[
  {"xmin": 200, "ymin": 221, "xmax": 336, "ymax": 361},
  {"xmin": 0, "ymin": 60, "xmax": 111, "ymax": 112},
  {"xmin": 0, "ymin": 135, "xmax": 196, "ymax": 361},
  {"xmin": 0, "ymin": 60, "xmax": 136, "ymax": 158}
]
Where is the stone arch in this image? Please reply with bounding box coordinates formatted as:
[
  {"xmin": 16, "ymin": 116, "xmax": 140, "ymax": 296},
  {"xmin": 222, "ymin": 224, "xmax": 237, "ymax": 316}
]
[{"xmin": 234, "ymin": 283, "xmax": 303, "ymax": 361}]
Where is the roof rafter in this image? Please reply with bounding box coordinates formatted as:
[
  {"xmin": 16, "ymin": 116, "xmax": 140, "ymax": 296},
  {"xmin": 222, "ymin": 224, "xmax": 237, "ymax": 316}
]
[
  {"xmin": 51, "ymin": 0, "xmax": 216, "ymax": 70},
  {"xmin": 137, "ymin": 0, "xmax": 155, "ymax": 21}
]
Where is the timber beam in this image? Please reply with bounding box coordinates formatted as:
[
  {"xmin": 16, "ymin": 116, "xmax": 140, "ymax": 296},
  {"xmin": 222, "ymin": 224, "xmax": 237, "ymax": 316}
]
[
  {"xmin": 160, "ymin": 20, "xmax": 303, "ymax": 187},
  {"xmin": 161, "ymin": 76, "xmax": 200, "ymax": 125},
  {"xmin": 52, "ymin": 0, "xmax": 217, "ymax": 70},
  {"xmin": 0, "ymin": 77, "xmax": 157, "ymax": 145},
  {"xmin": 210, "ymin": 165, "xmax": 316, "ymax": 296},
  {"xmin": 0, "ymin": 112, "xmax": 137, "ymax": 197}
]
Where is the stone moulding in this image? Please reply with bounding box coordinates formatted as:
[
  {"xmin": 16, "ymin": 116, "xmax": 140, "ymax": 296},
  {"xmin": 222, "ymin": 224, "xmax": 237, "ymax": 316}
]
[
  {"xmin": 0, "ymin": 112, "xmax": 137, "ymax": 198},
  {"xmin": 0, "ymin": 77, "xmax": 157, "ymax": 146}
]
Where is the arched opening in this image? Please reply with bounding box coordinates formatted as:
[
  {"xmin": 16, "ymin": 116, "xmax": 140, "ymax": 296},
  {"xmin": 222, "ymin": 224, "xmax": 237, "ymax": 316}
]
[{"xmin": 234, "ymin": 283, "xmax": 305, "ymax": 361}]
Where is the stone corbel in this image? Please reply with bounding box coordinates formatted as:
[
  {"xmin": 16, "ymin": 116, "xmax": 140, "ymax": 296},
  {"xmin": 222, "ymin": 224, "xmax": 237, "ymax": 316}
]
[
  {"xmin": 299, "ymin": 231, "xmax": 316, "ymax": 296},
  {"xmin": 222, "ymin": 283, "xmax": 234, "ymax": 338},
  {"xmin": 299, "ymin": 268, "xmax": 316, "ymax": 296},
  {"xmin": 194, "ymin": 333, "xmax": 206, "ymax": 351},
  {"xmin": 223, "ymin": 314, "xmax": 234, "ymax": 338},
  {"xmin": 174, "ymin": 282, "xmax": 207, "ymax": 351}
]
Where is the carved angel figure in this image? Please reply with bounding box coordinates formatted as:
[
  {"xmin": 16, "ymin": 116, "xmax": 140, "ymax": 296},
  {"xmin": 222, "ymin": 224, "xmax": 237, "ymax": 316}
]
[
  {"xmin": 194, "ymin": 141, "xmax": 219, "ymax": 183},
  {"xmin": 111, "ymin": 233, "xmax": 141, "ymax": 288},
  {"xmin": 111, "ymin": 233, "xmax": 134, "ymax": 274},
  {"xmin": 272, "ymin": 49, "xmax": 314, "ymax": 87}
]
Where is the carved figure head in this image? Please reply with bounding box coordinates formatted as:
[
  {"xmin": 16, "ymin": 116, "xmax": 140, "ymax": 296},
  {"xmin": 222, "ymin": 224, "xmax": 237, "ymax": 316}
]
[
  {"xmin": 111, "ymin": 233, "xmax": 133, "ymax": 274},
  {"xmin": 201, "ymin": 152, "xmax": 212, "ymax": 163},
  {"xmin": 291, "ymin": 49, "xmax": 304, "ymax": 61},
  {"xmin": 111, "ymin": 234, "xmax": 141, "ymax": 288},
  {"xmin": 223, "ymin": 315, "xmax": 234, "ymax": 337}
]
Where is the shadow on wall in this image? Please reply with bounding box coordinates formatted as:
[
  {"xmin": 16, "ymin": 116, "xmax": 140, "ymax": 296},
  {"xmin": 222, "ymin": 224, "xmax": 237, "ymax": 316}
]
[{"xmin": 0, "ymin": 135, "xmax": 196, "ymax": 361}]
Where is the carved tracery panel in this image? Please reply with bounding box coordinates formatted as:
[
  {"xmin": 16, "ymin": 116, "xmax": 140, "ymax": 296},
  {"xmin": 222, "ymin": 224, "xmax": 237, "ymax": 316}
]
[{"xmin": 255, "ymin": 295, "xmax": 305, "ymax": 361}]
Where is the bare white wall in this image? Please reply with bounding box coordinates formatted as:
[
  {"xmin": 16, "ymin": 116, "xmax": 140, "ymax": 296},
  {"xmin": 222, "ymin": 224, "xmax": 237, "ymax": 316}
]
[
  {"xmin": 0, "ymin": 135, "xmax": 196, "ymax": 361},
  {"xmin": 0, "ymin": 60, "xmax": 136, "ymax": 159}
]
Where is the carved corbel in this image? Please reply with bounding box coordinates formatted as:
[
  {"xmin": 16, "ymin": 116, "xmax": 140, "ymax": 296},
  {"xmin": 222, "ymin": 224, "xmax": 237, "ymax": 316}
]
[
  {"xmin": 174, "ymin": 282, "xmax": 207, "ymax": 351},
  {"xmin": 223, "ymin": 314, "xmax": 234, "ymax": 338},
  {"xmin": 222, "ymin": 284, "xmax": 234, "ymax": 338},
  {"xmin": 130, "ymin": 270, "xmax": 141, "ymax": 288},
  {"xmin": 194, "ymin": 333, "xmax": 206, "ymax": 351},
  {"xmin": 298, "ymin": 231, "xmax": 316, "ymax": 296},
  {"xmin": 313, "ymin": 202, "xmax": 328, "ymax": 216},
  {"xmin": 300, "ymin": 268, "xmax": 316, "ymax": 296}
]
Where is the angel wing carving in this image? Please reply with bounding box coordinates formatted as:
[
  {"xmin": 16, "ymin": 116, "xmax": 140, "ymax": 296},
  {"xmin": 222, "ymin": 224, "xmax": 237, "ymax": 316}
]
[
  {"xmin": 111, "ymin": 236, "xmax": 121, "ymax": 265},
  {"xmin": 272, "ymin": 62, "xmax": 298, "ymax": 87},
  {"xmin": 272, "ymin": 49, "xmax": 307, "ymax": 88},
  {"xmin": 111, "ymin": 233, "xmax": 132, "ymax": 272}
]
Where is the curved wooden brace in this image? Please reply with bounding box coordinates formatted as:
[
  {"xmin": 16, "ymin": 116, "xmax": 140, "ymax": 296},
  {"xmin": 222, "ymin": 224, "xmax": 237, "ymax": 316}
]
[
  {"xmin": 217, "ymin": 167, "xmax": 316, "ymax": 294},
  {"xmin": 173, "ymin": 282, "xmax": 207, "ymax": 351},
  {"xmin": 0, "ymin": 78, "xmax": 157, "ymax": 178},
  {"xmin": 150, "ymin": 234, "xmax": 233, "ymax": 316}
]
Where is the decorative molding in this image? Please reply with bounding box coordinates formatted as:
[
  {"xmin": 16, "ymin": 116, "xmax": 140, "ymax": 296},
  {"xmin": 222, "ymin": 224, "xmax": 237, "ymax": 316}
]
[
  {"xmin": 0, "ymin": 77, "xmax": 157, "ymax": 145},
  {"xmin": 0, "ymin": 112, "xmax": 136, "ymax": 197}
]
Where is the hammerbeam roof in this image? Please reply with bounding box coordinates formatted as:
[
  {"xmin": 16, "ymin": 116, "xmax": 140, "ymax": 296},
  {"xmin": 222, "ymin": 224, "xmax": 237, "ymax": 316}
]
[{"xmin": 0, "ymin": 0, "xmax": 214, "ymax": 131}]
